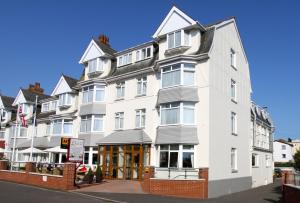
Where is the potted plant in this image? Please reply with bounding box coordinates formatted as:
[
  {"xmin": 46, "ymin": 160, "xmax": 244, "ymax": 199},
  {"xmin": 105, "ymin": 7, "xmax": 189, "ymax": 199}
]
[
  {"xmin": 95, "ymin": 165, "xmax": 103, "ymax": 183},
  {"xmin": 86, "ymin": 168, "xmax": 94, "ymax": 184}
]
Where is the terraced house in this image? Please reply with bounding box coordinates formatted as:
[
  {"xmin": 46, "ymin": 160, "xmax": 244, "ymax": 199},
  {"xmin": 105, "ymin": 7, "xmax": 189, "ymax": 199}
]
[{"xmin": 2, "ymin": 6, "xmax": 274, "ymax": 198}]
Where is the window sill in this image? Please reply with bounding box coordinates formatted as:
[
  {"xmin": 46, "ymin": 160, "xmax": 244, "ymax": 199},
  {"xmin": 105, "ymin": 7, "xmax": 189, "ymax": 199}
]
[
  {"xmin": 158, "ymin": 124, "xmax": 197, "ymax": 128},
  {"xmin": 252, "ymin": 166, "xmax": 259, "ymax": 168},
  {"xmin": 232, "ymin": 133, "xmax": 238, "ymax": 136},
  {"xmin": 231, "ymin": 99, "xmax": 237, "ymax": 104},
  {"xmin": 88, "ymin": 70, "xmax": 104, "ymax": 77},
  {"xmin": 231, "ymin": 169, "xmax": 238, "ymax": 173},
  {"xmin": 115, "ymin": 98, "xmax": 124, "ymax": 101},
  {"xmin": 135, "ymin": 94, "xmax": 146, "ymax": 98},
  {"xmin": 231, "ymin": 65, "xmax": 237, "ymax": 71}
]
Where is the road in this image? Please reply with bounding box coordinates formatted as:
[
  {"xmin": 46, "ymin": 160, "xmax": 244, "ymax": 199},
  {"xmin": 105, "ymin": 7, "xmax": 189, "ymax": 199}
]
[{"xmin": 0, "ymin": 179, "xmax": 282, "ymax": 203}]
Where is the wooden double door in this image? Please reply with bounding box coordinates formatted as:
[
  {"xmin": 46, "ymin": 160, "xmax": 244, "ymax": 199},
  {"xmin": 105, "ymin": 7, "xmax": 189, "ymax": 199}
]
[{"xmin": 98, "ymin": 144, "xmax": 150, "ymax": 180}]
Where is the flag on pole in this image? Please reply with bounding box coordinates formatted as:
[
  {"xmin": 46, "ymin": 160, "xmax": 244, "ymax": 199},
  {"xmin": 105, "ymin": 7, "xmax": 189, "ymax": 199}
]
[{"xmin": 18, "ymin": 105, "xmax": 27, "ymax": 127}]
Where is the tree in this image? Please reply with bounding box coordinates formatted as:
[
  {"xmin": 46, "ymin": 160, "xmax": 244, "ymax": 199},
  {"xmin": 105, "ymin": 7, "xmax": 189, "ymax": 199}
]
[{"xmin": 293, "ymin": 150, "xmax": 300, "ymax": 171}]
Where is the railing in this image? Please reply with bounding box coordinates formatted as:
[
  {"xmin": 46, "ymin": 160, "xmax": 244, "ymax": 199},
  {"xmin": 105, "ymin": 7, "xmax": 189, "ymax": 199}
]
[
  {"xmin": 0, "ymin": 131, "xmax": 5, "ymax": 139},
  {"xmin": 154, "ymin": 167, "xmax": 200, "ymax": 180},
  {"xmin": 285, "ymin": 172, "xmax": 300, "ymax": 187}
]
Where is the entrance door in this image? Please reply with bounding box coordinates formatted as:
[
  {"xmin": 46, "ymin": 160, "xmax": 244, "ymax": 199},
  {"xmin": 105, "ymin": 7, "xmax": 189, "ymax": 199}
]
[{"xmin": 125, "ymin": 152, "xmax": 132, "ymax": 179}]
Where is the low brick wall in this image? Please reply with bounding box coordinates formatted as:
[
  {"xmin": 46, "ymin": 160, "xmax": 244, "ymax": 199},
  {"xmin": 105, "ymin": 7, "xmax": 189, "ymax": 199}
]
[
  {"xmin": 142, "ymin": 167, "xmax": 208, "ymax": 199},
  {"xmin": 0, "ymin": 160, "xmax": 76, "ymax": 190},
  {"xmin": 283, "ymin": 184, "xmax": 300, "ymax": 203}
]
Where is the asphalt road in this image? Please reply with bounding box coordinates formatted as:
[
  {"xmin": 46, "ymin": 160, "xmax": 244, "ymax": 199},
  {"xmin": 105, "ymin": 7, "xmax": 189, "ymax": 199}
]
[{"xmin": 0, "ymin": 179, "xmax": 282, "ymax": 203}]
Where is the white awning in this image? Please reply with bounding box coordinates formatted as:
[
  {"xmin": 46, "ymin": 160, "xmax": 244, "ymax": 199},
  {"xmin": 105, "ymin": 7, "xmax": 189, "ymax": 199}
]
[
  {"xmin": 18, "ymin": 147, "xmax": 46, "ymax": 154},
  {"xmin": 44, "ymin": 146, "xmax": 67, "ymax": 153}
]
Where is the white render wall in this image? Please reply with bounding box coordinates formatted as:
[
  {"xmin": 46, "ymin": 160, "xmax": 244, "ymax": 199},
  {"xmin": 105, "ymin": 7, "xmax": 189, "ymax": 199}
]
[
  {"xmin": 251, "ymin": 150, "xmax": 273, "ymax": 187},
  {"xmin": 208, "ymin": 21, "xmax": 251, "ymax": 181},
  {"xmin": 273, "ymin": 141, "xmax": 293, "ymax": 162}
]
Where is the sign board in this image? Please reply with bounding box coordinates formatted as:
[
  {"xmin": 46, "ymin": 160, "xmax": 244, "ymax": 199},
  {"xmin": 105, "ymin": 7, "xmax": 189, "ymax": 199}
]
[
  {"xmin": 61, "ymin": 138, "xmax": 70, "ymax": 149},
  {"xmin": 67, "ymin": 138, "xmax": 84, "ymax": 163}
]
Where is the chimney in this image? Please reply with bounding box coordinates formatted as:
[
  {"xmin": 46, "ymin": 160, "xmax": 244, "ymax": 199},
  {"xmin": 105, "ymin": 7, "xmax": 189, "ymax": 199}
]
[
  {"xmin": 28, "ymin": 82, "xmax": 44, "ymax": 95},
  {"xmin": 99, "ymin": 34, "xmax": 109, "ymax": 46}
]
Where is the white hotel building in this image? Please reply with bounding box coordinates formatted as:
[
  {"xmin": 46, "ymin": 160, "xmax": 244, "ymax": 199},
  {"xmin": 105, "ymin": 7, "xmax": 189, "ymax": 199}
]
[{"xmin": 4, "ymin": 6, "xmax": 274, "ymax": 198}]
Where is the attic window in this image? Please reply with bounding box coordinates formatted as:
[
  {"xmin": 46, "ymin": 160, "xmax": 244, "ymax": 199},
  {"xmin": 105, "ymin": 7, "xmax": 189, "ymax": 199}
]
[
  {"xmin": 136, "ymin": 46, "xmax": 152, "ymax": 62},
  {"xmin": 167, "ymin": 30, "xmax": 190, "ymax": 49},
  {"xmin": 88, "ymin": 58, "xmax": 103, "ymax": 73},
  {"xmin": 118, "ymin": 53, "xmax": 132, "ymax": 67}
]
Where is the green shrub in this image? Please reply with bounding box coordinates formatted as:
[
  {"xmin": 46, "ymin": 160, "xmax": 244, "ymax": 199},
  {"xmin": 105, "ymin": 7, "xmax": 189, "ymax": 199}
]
[{"xmin": 95, "ymin": 165, "xmax": 103, "ymax": 183}]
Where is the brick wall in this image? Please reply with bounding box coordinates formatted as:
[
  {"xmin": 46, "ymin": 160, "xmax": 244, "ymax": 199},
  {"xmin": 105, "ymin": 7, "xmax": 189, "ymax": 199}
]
[
  {"xmin": 283, "ymin": 184, "xmax": 300, "ymax": 203},
  {"xmin": 141, "ymin": 167, "xmax": 208, "ymax": 199},
  {"xmin": 0, "ymin": 141, "xmax": 5, "ymax": 148},
  {"xmin": 0, "ymin": 161, "xmax": 76, "ymax": 190}
]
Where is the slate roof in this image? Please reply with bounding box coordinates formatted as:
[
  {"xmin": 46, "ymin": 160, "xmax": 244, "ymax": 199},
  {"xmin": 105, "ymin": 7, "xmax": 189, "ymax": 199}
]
[
  {"xmin": 36, "ymin": 111, "xmax": 56, "ymax": 120},
  {"xmin": 195, "ymin": 27, "xmax": 215, "ymax": 55},
  {"xmin": 21, "ymin": 89, "xmax": 51, "ymax": 103},
  {"xmin": 93, "ymin": 39, "xmax": 117, "ymax": 56},
  {"xmin": 251, "ymin": 103, "xmax": 273, "ymax": 126},
  {"xmin": 1, "ymin": 95, "xmax": 16, "ymax": 109},
  {"xmin": 62, "ymin": 74, "xmax": 78, "ymax": 89}
]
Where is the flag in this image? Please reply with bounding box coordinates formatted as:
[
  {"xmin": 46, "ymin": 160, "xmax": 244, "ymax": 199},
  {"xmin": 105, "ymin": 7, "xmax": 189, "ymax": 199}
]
[{"xmin": 18, "ymin": 105, "xmax": 27, "ymax": 127}]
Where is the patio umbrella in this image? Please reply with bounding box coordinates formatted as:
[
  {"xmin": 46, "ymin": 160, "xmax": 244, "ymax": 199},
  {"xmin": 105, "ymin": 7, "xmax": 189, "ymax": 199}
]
[
  {"xmin": 44, "ymin": 146, "xmax": 67, "ymax": 153},
  {"xmin": 18, "ymin": 147, "xmax": 46, "ymax": 154}
]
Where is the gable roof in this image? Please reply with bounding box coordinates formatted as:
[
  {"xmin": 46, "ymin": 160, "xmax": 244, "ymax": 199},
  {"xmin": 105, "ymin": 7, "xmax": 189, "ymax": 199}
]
[
  {"xmin": 21, "ymin": 89, "xmax": 51, "ymax": 103},
  {"xmin": 93, "ymin": 38, "xmax": 117, "ymax": 56},
  {"xmin": 0, "ymin": 95, "xmax": 16, "ymax": 110},
  {"xmin": 62, "ymin": 74, "xmax": 78, "ymax": 89},
  {"xmin": 51, "ymin": 75, "xmax": 78, "ymax": 96}
]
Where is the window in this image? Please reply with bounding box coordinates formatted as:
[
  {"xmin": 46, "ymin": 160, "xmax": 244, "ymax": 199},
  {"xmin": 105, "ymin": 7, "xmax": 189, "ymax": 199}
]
[
  {"xmin": 167, "ymin": 30, "xmax": 190, "ymax": 49},
  {"xmin": 161, "ymin": 63, "xmax": 195, "ymax": 88},
  {"xmin": 115, "ymin": 112, "xmax": 124, "ymax": 130},
  {"xmin": 158, "ymin": 145, "xmax": 194, "ymax": 168},
  {"xmin": 136, "ymin": 47, "xmax": 152, "ymax": 61},
  {"xmin": 88, "ymin": 58, "xmax": 103, "ymax": 73},
  {"xmin": 82, "ymin": 85, "xmax": 105, "ymax": 103},
  {"xmin": 1, "ymin": 110, "xmax": 6, "ymax": 121},
  {"xmin": 282, "ymin": 154, "xmax": 286, "ymax": 158},
  {"xmin": 52, "ymin": 119, "xmax": 73, "ymax": 135},
  {"xmin": 80, "ymin": 115, "xmax": 104, "ymax": 133},
  {"xmin": 42, "ymin": 103, "xmax": 49, "ymax": 112},
  {"xmin": 231, "ymin": 112, "xmax": 237, "ymax": 135},
  {"xmin": 21, "ymin": 103, "xmax": 30, "ymax": 114},
  {"xmin": 252, "ymin": 154, "xmax": 259, "ymax": 167},
  {"xmin": 137, "ymin": 77, "xmax": 147, "ymax": 95},
  {"xmin": 135, "ymin": 109, "xmax": 146, "ymax": 128},
  {"xmin": 230, "ymin": 49, "xmax": 236, "ymax": 68},
  {"xmin": 58, "ymin": 93, "xmax": 72, "ymax": 106},
  {"xmin": 118, "ymin": 53, "xmax": 132, "ymax": 67},
  {"xmin": 266, "ymin": 155, "xmax": 271, "ymax": 167},
  {"xmin": 42, "ymin": 101, "xmax": 57, "ymax": 112},
  {"xmin": 231, "ymin": 79, "xmax": 237, "ymax": 102},
  {"xmin": 116, "ymin": 82, "xmax": 125, "ymax": 99},
  {"xmin": 282, "ymin": 145, "xmax": 286, "ymax": 150},
  {"xmin": 160, "ymin": 102, "xmax": 195, "ymax": 125},
  {"xmin": 231, "ymin": 148, "xmax": 237, "ymax": 172},
  {"xmin": 46, "ymin": 123, "xmax": 51, "ymax": 135}
]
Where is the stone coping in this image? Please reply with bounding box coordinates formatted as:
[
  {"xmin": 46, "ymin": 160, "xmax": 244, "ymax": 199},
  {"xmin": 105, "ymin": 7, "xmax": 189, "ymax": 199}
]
[
  {"xmin": 0, "ymin": 170, "xmax": 26, "ymax": 173},
  {"xmin": 28, "ymin": 172, "xmax": 63, "ymax": 178},
  {"xmin": 150, "ymin": 178, "xmax": 205, "ymax": 181}
]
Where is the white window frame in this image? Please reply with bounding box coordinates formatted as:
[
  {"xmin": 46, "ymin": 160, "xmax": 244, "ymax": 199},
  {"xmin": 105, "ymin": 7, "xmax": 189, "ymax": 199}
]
[
  {"xmin": 135, "ymin": 109, "xmax": 146, "ymax": 128},
  {"xmin": 1, "ymin": 110, "xmax": 6, "ymax": 122},
  {"xmin": 21, "ymin": 103, "xmax": 30, "ymax": 114},
  {"xmin": 136, "ymin": 46, "xmax": 152, "ymax": 62},
  {"xmin": 158, "ymin": 145, "xmax": 194, "ymax": 168},
  {"xmin": 266, "ymin": 155, "xmax": 271, "ymax": 168},
  {"xmin": 46, "ymin": 123, "xmax": 52, "ymax": 135},
  {"xmin": 52, "ymin": 119, "xmax": 73, "ymax": 135},
  {"xmin": 167, "ymin": 30, "xmax": 190, "ymax": 49},
  {"xmin": 88, "ymin": 58, "xmax": 103, "ymax": 73},
  {"xmin": 58, "ymin": 93, "xmax": 73, "ymax": 107},
  {"xmin": 160, "ymin": 102, "xmax": 195, "ymax": 125},
  {"xmin": 231, "ymin": 148, "xmax": 238, "ymax": 172},
  {"xmin": 115, "ymin": 112, "xmax": 124, "ymax": 130},
  {"xmin": 117, "ymin": 53, "xmax": 132, "ymax": 67},
  {"xmin": 252, "ymin": 153, "xmax": 259, "ymax": 167},
  {"xmin": 231, "ymin": 112, "xmax": 237, "ymax": 135},
  {"xmin": 230, "ymin": 48, "xmax": 236, "ymax": 69},
  {"xmin": 82, "ymin": 85, "xmax": 105, "ymax": 104},
  {"xmin": 116, "ymin": 82, "xmax": 125, "ymax": 99},
  {"xmin": 80, "ymin": 114, "xmax": 104, "ymax": 133},
  {"xmin": 231, "ymin": 79, "xmax": 237, "ymax": 102},
  {"xmin": 161, "ymin": 63, "xmax": 195, "ymax": 89},
  {"xmin": 137, "ymin": 77, "xmax": 147, "ymax": 96},
  {"xmin": 41, "ymin": 100, "xmax": 57, "ymax": 113}
]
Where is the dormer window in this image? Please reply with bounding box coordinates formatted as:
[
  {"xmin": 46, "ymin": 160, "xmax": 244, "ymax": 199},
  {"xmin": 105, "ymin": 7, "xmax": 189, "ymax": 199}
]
[
  {"xmin": 136, "ymin": 46, "xmax": 152, "ymax": 62},
  {"xmin": 88, "ymin": 58, "xmax": 103, "ymax": 73},
  {"xmin": 58, "ymin": 93, "xmax": 73, "ymax": 107},
  {"xmin": 118, "ymin": 53, "xmax": 132, "ymax": 67},
  {"xmin": 20, "ymin": 103, "xmax": 30, "ymax": 115},
  {"xmin": 167, "ymin": 30, "xmax": 190, "ymax": 49},
  {"xmin": 42, "ymin": 100, "xmax": 58, "ymax": 112}
]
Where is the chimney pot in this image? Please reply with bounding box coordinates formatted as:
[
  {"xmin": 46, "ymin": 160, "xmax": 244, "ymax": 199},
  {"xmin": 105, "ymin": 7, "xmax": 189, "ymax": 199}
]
[{"xmin": 99, "ymin": 34, "xmax": 109, "ymax": 45}]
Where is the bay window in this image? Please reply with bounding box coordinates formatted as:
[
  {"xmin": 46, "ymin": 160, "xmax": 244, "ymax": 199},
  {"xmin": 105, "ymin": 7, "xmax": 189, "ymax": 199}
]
[
  {"xmin": 167, "ymin": 30, "xmax": 190, "ymax": 49},
  {"xmin": 42, "ymin": 100, "xmax": 57, "ymax": 112},
  {"xmin": 137, "ymin": 77, "xmax": 147, "ymax": 95},
  {"xmin": 116, "ymin": 82, "xmax": 125, "ymax": 98},
  {"xmin": 115, "ymin": 112, "xmax": 124, "ymax": 130},
  {"xmin": 52, "ymin": 119, "xmax": 73, "ymax": 135},
  {"xmin": 82, "ymin": 85, "xmax": 105, "ymax": 104},
  {"xmin": 158, "ymin": 145, "xmax": 194, "ymax": 168},
  {"xmin": 88, "ymin": 58, "xmax": 103, "ymax": 73},
  {"xmin": 161, "ymin": 63, "xmax": 195, "ymax": 88},
  {"xmin": 135, "ymin": 109, "xmax": 145, "ymax": 128},
  {"xmin": 58, "ymin": 93, "xmax": 73, "ymax": 106},
  {"xmin": 80, "ymin": 114, "xmax": 104, "ymax": 133},
  {"xmin": 160, "ymin": 102, "xmax": 195, "ymax": 125}
]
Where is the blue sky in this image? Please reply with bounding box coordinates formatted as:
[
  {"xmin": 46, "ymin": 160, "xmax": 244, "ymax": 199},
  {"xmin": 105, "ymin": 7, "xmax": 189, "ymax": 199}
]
[{"xmin": 0, "ymin": 0, "xmax": 299, "ymax": 139}]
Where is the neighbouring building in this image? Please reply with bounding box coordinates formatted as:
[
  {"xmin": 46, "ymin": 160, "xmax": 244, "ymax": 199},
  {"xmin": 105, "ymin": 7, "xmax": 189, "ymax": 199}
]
[
  {"xmin": 273, "ymin": 139, "xmax": 293, "ymax": 163},
  {"xmin": 250, "ymin": 103, "xmax": 274, "ymax": 187},
  {"xmin": 291, "ymin": 139, "xmax": 300, "ymax": 156},
  {"xmin": 2, "ymin": 6, "xmax": 275, "ymax": 198},
  {"xmin": 0, "ymin": 95, "xmax": 16, "ymax": 158}
]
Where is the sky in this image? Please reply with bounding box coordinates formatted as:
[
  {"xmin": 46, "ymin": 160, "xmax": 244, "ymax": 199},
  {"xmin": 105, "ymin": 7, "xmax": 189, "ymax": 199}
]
[{"xmin": 0, "ymin": 0, "xmax": 299, "ymax": 140}]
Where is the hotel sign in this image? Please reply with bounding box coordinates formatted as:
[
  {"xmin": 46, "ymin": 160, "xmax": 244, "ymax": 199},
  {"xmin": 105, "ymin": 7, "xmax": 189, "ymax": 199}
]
[
  {"xmin": 67, "ymin": 138, "xmax": 84, "ymax": 163},
  {"xmin": 60, "ymin": 138, "xmax": 70, "ymax": 149}
]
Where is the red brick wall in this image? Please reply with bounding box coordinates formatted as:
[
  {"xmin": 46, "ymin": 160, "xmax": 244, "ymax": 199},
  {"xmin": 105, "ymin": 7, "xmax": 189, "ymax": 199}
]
[
  {"xmin": 0, "ymin": 161, "xmax": 76, "ymax": 190},
  {"xmin": 283, "ymin": 184, "xmax": 300, "ymax": 203},
  {"xmin": 0, "ymin": 141, "xmax": 5, "ymax": 148},
  {"xmin": 141, "ymin": 167, "xmax": 209, "ymax": 199}
]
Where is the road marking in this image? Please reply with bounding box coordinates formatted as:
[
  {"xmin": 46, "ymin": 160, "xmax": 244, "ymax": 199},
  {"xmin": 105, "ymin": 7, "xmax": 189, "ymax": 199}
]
[{"xmin": 70, "ymin": 191, "xmax": 128, "ymax": 203}]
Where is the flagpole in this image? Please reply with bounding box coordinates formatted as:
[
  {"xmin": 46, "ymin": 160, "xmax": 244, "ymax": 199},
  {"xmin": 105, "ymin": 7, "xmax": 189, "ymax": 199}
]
[
  {"xmin": 30, "ymin": 95, "xmax": 38, "ymax": 162},
  {"xmin": 10, "ymin": 103, "xmax": 20, "ymax": 170}
]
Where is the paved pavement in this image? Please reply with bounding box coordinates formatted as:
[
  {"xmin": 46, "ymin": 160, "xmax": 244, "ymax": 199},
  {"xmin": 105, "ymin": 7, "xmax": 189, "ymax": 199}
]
[{"xmin": 0, "ymin": 179, "xmax": 283, "ymax": 203}]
